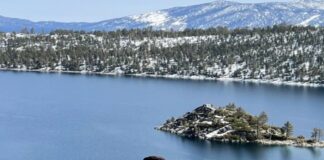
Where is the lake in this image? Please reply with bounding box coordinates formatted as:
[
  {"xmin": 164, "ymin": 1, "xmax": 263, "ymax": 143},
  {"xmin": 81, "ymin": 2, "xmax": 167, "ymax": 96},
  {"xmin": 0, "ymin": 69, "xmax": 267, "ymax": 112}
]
[{"xmin": 0, "ymin": 71, "xmax": 323, "ymax": 160}]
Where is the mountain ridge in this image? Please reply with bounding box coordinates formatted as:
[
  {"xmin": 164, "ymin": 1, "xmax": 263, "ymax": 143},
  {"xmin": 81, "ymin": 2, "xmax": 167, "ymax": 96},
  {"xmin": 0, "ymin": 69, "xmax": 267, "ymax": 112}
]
[{"xmin": 1, "ymin": 0, "xmax": 324, "ymax": 32}]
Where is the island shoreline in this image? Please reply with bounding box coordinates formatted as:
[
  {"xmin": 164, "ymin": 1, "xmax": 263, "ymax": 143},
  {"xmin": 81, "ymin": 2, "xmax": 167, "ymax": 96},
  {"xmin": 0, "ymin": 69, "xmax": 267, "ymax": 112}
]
[{"xmin": 157, "ymin": 130, "xmax": 324, "ymax": 148}]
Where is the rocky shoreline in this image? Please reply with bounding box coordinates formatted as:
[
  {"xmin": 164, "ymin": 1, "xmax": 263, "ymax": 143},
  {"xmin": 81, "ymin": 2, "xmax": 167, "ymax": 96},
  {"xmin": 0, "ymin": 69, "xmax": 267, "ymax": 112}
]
[
  {"xmin": 1, "ymin": 68, "xmax": 323, "ymax": 88},
  {"xmin": 157, "ymin": 104, "xmax": 324, "ymax": 148},
  {"xmin": 256, "ymin": 139, "xmax": 324, "ymax": 148}
]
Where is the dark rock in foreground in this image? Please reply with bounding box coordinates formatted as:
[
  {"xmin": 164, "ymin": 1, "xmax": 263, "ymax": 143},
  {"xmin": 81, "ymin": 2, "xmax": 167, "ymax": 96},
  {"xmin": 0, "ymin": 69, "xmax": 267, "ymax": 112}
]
[
  {"xmin": 157, "ymin": 104, "xmax": 324, "ymax": 148},
  {"xmin": 143, "ymin": 156, "xmax": 165, "ymax": 160}
]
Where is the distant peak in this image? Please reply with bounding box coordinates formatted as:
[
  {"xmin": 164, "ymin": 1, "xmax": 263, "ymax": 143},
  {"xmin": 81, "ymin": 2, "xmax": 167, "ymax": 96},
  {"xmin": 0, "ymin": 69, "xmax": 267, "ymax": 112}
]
[
  {"xmin": 294, "ymin": 0, "xmax": 324, "ymax": 9},
  {"xmin": 210, "ymin": 0, "xmax": 237, "ymax": 4},
  {"xmin": 297, "ymin": 0, "xmax": 324, "ymax": 3},
  {"xmin": 211, "ymin": 0, "xmax": 228, "ymax": 2}
]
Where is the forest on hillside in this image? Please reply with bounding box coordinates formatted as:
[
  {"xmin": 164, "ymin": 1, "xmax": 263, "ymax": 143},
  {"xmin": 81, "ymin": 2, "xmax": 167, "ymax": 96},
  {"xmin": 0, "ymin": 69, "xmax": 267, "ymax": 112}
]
[{"xmin": 0, "ymin": 25, "xmax": 323, "ymax": 84}]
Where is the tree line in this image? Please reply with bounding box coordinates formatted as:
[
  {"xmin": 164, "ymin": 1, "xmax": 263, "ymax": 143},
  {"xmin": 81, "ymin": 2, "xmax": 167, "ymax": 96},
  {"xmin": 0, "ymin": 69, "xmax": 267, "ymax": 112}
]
[{"xmin": 0, "ymin": 25, "xmax": 323, "ymax": 84}]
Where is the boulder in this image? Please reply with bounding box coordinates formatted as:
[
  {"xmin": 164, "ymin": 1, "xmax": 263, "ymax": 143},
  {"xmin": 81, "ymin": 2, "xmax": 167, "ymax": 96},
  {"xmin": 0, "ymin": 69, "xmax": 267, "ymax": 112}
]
[
  {"xmin": 194, "ymin": 104, "xmax": 215, "ymax": 114},
  {"xmin": 143, "ymin": 156, "xmax": 165, "ymax": 160}
]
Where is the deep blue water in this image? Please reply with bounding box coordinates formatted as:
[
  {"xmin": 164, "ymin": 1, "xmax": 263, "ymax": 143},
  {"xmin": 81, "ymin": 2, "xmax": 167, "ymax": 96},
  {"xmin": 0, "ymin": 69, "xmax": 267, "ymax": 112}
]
[{"xmin": 0, "ymin": 71, "xmax": 323, "ymax": 160}]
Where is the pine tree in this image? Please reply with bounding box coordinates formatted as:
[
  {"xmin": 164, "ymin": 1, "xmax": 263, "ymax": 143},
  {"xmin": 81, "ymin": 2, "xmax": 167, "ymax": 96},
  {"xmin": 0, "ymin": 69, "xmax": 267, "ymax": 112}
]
[
  {"xmin": 283, "ymin": 121, "xmax": 293, "ymax": 139},
  {"xmin": 256, "ymin": 112, "xmax": 268, "ymax": 139}
]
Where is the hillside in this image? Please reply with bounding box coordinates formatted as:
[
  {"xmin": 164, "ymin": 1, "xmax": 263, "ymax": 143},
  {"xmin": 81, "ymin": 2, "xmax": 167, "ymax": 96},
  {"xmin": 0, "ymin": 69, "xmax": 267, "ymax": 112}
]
[
  {"xmin": 1, "ymin": 0, "xmax": 324, "ymax": 32},
  {"xmin": 0, "ymin": 26, "xmax": 323, "ymax": 85}
]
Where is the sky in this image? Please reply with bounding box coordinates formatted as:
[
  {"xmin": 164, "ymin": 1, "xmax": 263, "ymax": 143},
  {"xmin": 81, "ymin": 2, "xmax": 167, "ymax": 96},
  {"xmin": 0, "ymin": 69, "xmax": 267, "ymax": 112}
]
[{"xmin": 0, "ymin": 0, "xmax": 293, "ymax": 22}]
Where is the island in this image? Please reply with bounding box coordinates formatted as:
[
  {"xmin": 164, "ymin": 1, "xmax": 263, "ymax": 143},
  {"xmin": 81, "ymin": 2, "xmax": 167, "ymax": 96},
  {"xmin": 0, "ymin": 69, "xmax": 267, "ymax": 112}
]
[{"xmin": 157, "ymin": 104, "xmax": 324, "ymax": 148}]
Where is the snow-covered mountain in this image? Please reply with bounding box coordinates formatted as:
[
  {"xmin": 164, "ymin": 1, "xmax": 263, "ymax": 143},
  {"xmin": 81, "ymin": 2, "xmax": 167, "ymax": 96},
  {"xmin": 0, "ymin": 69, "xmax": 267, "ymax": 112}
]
[{"xmin": 1, "ymin": 0, "xmax": 324, "ymax": 32}]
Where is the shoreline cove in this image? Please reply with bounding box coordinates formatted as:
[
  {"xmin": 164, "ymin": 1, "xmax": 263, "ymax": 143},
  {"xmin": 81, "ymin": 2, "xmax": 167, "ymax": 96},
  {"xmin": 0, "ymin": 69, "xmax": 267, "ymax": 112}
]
[{"xmin": 1, "ymin": 68, "xmax": 323, "ymax": 88}]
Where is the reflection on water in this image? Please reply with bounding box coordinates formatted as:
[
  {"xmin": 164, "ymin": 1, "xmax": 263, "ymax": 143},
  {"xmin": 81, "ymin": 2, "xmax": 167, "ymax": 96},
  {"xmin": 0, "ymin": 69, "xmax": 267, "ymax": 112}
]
[
  {"xmin": 159, "ymin": 129, "xmax": 324, "ymax": 160},
  {"xmin": 306, "ymin": 147, "xmax": 322, "ymax": 158},
  {"xmin": 281, "ymin": 147, "xmax": 292, "ymax": 160}
]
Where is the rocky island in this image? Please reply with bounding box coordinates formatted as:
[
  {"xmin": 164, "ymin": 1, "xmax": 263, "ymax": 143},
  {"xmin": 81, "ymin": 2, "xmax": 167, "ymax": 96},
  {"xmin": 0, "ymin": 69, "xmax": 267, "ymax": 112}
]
[{"xmin": 157, "ymin": 104, "xmax": 324, "ymax": 148}]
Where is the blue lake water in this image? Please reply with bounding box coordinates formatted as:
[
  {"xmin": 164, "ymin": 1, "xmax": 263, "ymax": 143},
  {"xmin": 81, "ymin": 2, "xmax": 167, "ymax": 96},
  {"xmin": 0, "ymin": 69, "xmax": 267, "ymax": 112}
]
[{"xmin": 0, "ymin": 71, "xmax": 323, "ymax": 160}]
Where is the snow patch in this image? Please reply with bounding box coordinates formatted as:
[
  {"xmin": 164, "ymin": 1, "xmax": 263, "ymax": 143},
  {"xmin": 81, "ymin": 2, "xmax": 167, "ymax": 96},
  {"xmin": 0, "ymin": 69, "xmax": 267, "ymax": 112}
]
[
  {"xmin": 299, "ymin": 15, "xmax": 320, "ymax": 26},
  {"xmin": 205, "ymin": 125, "xmax": 234, "ymax": 139},
  {"xmin": 130, "ymin": 11, "xmax": 169, "ymax": 26}
]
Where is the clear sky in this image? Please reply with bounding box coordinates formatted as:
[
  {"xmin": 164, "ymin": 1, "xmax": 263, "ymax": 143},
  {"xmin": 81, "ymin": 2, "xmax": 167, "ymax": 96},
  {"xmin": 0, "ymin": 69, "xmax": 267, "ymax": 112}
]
[{"xmin": 0, "ymin": 0, "xmax": 292, "ymax": 22}]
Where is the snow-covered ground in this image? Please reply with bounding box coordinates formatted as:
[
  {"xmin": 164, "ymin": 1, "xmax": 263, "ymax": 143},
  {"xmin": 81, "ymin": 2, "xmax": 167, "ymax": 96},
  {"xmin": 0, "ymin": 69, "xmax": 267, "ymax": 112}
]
[
  {"xmin": 205, "ymin": 125, "xmax": 234, "ymax": 139},
  {"xmin": 119, "ymin": 35, "xmax": 217, "ymax": 48},
  {"xmin": 299, "ymin": 15, "xmax": 320, "ymax": 26},
  {"xmin": 1, "ymin": 0, "xmax": 324, "ymax": 32},
  {"xmin": 1, "ymin": 68, "xmax": 323, "ymax": 88}
]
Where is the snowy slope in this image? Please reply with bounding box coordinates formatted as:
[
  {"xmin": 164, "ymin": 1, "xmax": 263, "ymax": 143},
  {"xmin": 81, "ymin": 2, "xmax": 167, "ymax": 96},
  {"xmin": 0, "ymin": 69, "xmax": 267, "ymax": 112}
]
[{"xmin": 1, "ymin": 0, "xmax": 324, "ymax": 32}]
